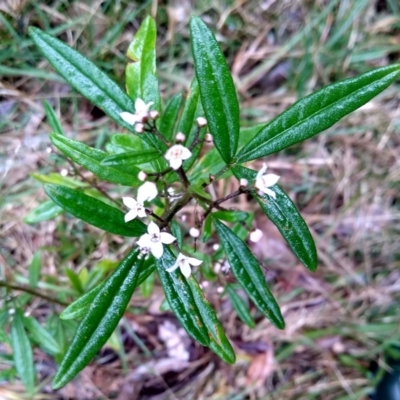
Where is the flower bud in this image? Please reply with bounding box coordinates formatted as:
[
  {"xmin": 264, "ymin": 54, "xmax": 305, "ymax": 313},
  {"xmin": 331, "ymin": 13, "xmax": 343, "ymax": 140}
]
[
  {"xmin": 189, "ymin": 227, "xmax": 200, "ymax": 238},
  {"xmin": 135, "ymin": 122, "xmax": 145, "ymax": 133},
  {"xmin": 175, "ymin": 132, "xmax": 186, "ymax": 143},
  {"xmin": 205, "ymin": 133, "xmax": 213, "ymax": 143},
  {"xmin": 239, "ymin": 178, "xmax": 248, "ymax": 187},
  {"xmin": 196, "ymin": 117, "xmax": 207, "ymax": 127},
  {"xmin": 138, "ymin": 171, "xmax": 147, "ymax": 181},
  {"xmin": 249, "ymin": 228, "xmax": 263, "ymax": 243},
  {"xmin": 149, "ymin": 110, "xmax": 159, "ymax": 120}
]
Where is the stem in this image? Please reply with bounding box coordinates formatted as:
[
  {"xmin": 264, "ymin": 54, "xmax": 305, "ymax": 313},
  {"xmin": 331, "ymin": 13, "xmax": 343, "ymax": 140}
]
[
  {"xmin": 188, "ymin": 126, "xmax": 203, "ymax": 151},
  {"xmin": 202, "ymin": 164, "xmax": 231, "ymax": 187},
  {"xmin": 160, "ymin": 192, "xmax": 193, "ymax": 229},
  {"xmin": 176, "ymin": 166, "xmax": 190, "ymax": 188},
  {"xmin": 0, "ymin": 281, "xmax": 68, "ymax": 306}
]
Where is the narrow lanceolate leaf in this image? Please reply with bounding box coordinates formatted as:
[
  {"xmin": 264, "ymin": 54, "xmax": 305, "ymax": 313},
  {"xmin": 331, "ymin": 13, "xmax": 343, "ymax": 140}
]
[
  {"xmin": 190, "ymin": 17, "xmax": 240, "ymax": 163},
  {"xmin": 227, "ymin": 286, "xmax": 255, "ymax": 329},
  {"xmin": 237, "ymin": 64, "xmax": 400, "ymax": 162},
  {"xmin": 43, "ymin": 100, "xmax": 64, "ymax": 135},
  {"xmin": 28, "ymin": 251, "xmax": 41, "ymax": 289},
  {"xmin": 44, "ymin": 184, "xmax": 146, "ymax": 237},
  {"xmin": 23, "ymin": 316, "xmax": 61, "ymax": 354},
  {"xmin": 213, "ymin": 219, "xmax": 284, "ymax": 329},
  {"xmin": 232, "ymin": 165, "xmax": 318, "ymax": 271},
  {"xmin": 11, "ymin": 310, "xmax": 35, "ymax": 393},
  {"xmin": 50, "ymin": 133, "xmax": 141, "ymax": 187},
  {"xmin": 187, "ymin": 276, "xmax": 236, "ymax": 364},
  {"xmin": 125, "ymin": 16, "xmax": 161, "ymax": 112},
  {"xmin": 61, "ymin": 261, "xmax": 156, "ymax": 320},
  {"xmin": 23, "ymin": 200, "xmax": 64, "ymax": 224},
  {"xmin": 52, "ymin": 248, "xmax": 143, "ymax": 389},
  {"xmin": 156, "ymin": 247, "xmax": 209, "ymax": 347},
  {"xmin": 29, "ymin": 27, "xmax": 135, "ymax": 131},
  {"xmin": 159, "ymin": 93, "xmax": 183, "ymax": 141}
]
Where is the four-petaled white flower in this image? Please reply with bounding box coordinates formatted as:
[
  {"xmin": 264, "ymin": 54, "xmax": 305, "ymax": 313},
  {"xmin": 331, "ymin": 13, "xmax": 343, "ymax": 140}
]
[
  {"xmin": 122, "ymin": 197, "xmax": 146, "ymax": 222},
  {"xmin": 255, "ymin": 163, "xmax": 280, "ymax": 199},
  {"xmin": 166, "ymin": 253, "xmax": 202, "ymax": 278},
  {"xmin": 164, "ymin": 144, "xmax": 192, "ymax": 170},
  {"xmin": 120, "ymin": 98, "xmax": 154, "ymax": 129},
  {"xmin": 137, "ymin": 181, "xmax": 158, "ymax": 204},
  {"xmin": 137, "ymin": 221, "xmax": 176, "ymax": 259}
]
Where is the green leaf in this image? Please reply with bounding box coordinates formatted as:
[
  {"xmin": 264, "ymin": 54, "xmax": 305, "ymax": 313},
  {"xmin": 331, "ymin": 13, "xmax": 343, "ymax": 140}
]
[
  {"xmin": 108, "ymin": 133, "xmax": 143, "ymax": 153},
  {"xmin": 187, "ymin": 276, "xmax": 235, "ymax": 364},
  {"xmin": 30, "ymin": 172, "xmax": 86, "ymax": 188},
  {"xmin": 212, "ymin": 210, "xmax": 249, "ymax": 223},
  {"xmin": 227, "ymin": 286, "xmax": 255, "ymax": 329},
  {"xmin": 44, "ymin": 184, "xmax": 146, "ymax": 237},
  {"xmin": 65, "ymin": 268, "xmax": 84, "ymax": 294},
  {"xmin": 125, "ymin": 16, "xmax": 161, "ymax": 112},
  {"xmin": 237, "ymin": 64, "xmax": 400, "ymax": 162},
  {"xmin": 29, "ymin": 27, "xmax": 135, "ymax": 131},
  {"xmin": 202, "ymin": 215, "xmax": 213, "ymax": 243},
  {"xmin": 50, "ymin": 133, "xmax": 141, "ymax": 187},
  {"xmin": 140, "ymin": 271, "xmax": 155, "ymax": 298},
  {"xmin": 24, "ymin": 200, "xmax": 64, "ymax": 224},
  {"xmin": 156, "ymin": 247, "xmax": 210, "ymax": 347},
  {"xmin": 101, "ymin": 149, "xmax": 161, "ymax": 168},
  {"xmin": 43, "ymin": 100, "xmax": 64, "ymax": 135},
  {"xmin": 23, "ymin": 316, "xmax": 61, "ymax": 354},
  {"xmin": 171, "ymin": 220, "xmax": 183, "ymax": 248},
  {"xmin": 28, "ymin": 251, "xmax": 41, "ymax": 289},
  {"xmin": 61, "ymin": 261, "xmax": 156, "ymax": 320},
  {"xmin": 232, "ymin": 165, "xmax": 318, "ymax": 271},
  {"xmin": 52, "ymin": 248, "xmax": 143, "ymax": 389},
  {"xmin": 159, "ymin": 93, "xmax": 183, "ymax": 141},
  {"xmin": 213, "ymin": 218, "xmax": 284, "ymax": 329},
  {"xmin": 190, "ymin": 17, "xmax": 240, "ymax": 163},
  {"xmin": 11, "ymin": 309, "xmax": 35, "ymax": 393}
]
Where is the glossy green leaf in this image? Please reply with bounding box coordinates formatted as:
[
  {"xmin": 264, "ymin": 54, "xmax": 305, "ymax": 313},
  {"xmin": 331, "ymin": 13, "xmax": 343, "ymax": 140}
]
[
  {"xmin": 24, "ymin": 200, "xmax": 64, "ymax": 224},
  {"xmin": 190, "ymin": 17, "xmax": 240, "ymax": 163},
  {"xmin": 187, "ymin": 276, "xmax": 235, "ymax": 364},
  {"xmin": 227, "ymin": 286, "xmax": 255, "ymax": 329},
  {"xmin": 212, "ymin": 210, "xmax": 249, "ymax": 223},
  {"xmin": 28, "ymin": 251, "xmax": 41, "ymax": 288},
  {"xmin": 50, "ymin": 133, "xmax": 141, "ymax": 187},
  {"xmin": 43, "ymin": 100, "xmax": 64, "ymax": 135},
  {"xmin": 52, "ymin": 248, "xmax": 143, "ymax": 389},
  {"xmin": 44, "ymin": 184, "xmax": 146, "ymax": 237},
  {"xmin": 159, "ymin": 93, "xmax": 182, "ymax": 141},
  {"xmin": 140, "ymin": 271, "xmax": 155, "ymax": 298},
  {"xmin": 125, "ymin": 16, "xmax": 161, "ymax": 112},
  {"xmin": 65, "ymin": 268, "xmax": 84, "ymax": 294},
  {"xmin": 237, "ymin": 64, "xmax": 400, "ymax": 162},
  {"xmin": 23, "ymin": 316, "xmax": 61, "ymax": 354},
  {"xmin": 107, "ymin": 133, "xmax": 143, "ymax": 153},
  {"xmin": 213, "ymin": 218, "xmax": 284, "ymax": 329},
  {"xmin": 29, "ymin": 27, "xmax": 135, "ymax": 131},
  {"xmin": 171, "ymin": 220, "xmax": 183, "ymax": 248},
  {"xmin": 232, "ymin": 165, "xmax": 318, "ymax": 271},
  {"xmin": 11, "ymin": 309, "xmax": 35, "ymax": 393},
  {"xmin": 61, "ymin": 261, "xmax": 156, "ymax": 320},
  {"xmin": 30, "ymin": 172, "xmax": 86, "ymax": 188},
  {"xmin": 202, "ymin": 215, "xmax": 213, "ymax": 243},
  {"xmin": 101, "ymin": 149, "xmax": 161, "ymax": 168},
  {"xmin": 156, "ymin": 247, "xmax": 209, "ymax": 347}
]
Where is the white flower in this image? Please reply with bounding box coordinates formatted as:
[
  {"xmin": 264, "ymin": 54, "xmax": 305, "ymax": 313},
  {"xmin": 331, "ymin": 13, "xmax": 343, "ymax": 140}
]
[
  {"xmin": 120, "ymin": 98, "xmax": 154, "ymax": 127},
  {"xmin": 137, "ymin": 221, "xmax": 176, "ymax": 259},
  {"xmin": 255, "ymin": 163, "xmax": 280, "ymax": 199},
  {"xmin": 166, "ymin": 253, "xmax": 202, "ymax": 278},
  {"xmin": 137, "ymin": 181, "xmax": 158, "ymax": 203},
  {"xmin": 164, "ymin": 145, "xmax": 192, "ymax": 170},
  {"xmin": 122, "ymin": 197, "xmax": 146, "ymax": 222}
]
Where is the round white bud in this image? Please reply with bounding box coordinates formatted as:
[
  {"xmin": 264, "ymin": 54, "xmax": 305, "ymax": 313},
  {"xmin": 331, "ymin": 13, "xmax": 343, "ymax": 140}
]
[
  {"xmin": 249, "ymin": 228, "xmax": 263, "ymax": 243},
  {"xmin": 175, "ymin": 132, "xmax": 186, "ymax": 143},
  {"xmin": 205, "ymin": 133, "xmax": 213, "ymax": 143},
  {"xmin": 135, "ymin": 123, "xmax": 145, "ymax": 133},
  {"xmin": 149, "ymin": 110, "xmax": 159, "ymax": 120},
  {"xmin": 189, "ymin": 227, "xmax": 200, "ymax": 238},
  {"xmin": 212, "ymin": 243, "xmax": 220, "ymax": 251},
  {"xmin": 138, "ymin": 171, "xmax": 147, "ymax": 181},
  {"xmin": 239, "ymin": 178, "xmax": 248, "ymax": 187},
  {"xmin": 217, "ymin": 286, "xmax": 224, "ymax": 294},
  {"xmin": 196, "ymin": 117, "xmax": 207, "ymax": 127}
]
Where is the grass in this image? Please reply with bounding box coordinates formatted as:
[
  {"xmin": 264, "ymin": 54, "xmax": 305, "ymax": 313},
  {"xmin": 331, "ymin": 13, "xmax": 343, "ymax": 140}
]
[{"xmin": 1, "ymin": 0, "xmax": 400, "ymax": 398}]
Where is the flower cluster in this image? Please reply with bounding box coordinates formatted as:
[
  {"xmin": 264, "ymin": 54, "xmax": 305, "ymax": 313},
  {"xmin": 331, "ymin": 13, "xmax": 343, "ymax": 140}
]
[
  {"xmin": 120, "ymin": 98, "xmax": 154, "ymax": 133},
  {"xmin": 255, "ymin": 163, "xmax": 280, "ymax": 199}
]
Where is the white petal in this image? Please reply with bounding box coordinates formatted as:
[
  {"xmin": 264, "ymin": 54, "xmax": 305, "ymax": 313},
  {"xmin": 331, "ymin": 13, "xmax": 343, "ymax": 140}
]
[
  {"xmin": 264, "ymin": 188, "xmax": 276, "ymax": 199},
  {"xmin": 180, "ymin": 260, "xmax": 192, "ymax": 278},
  {"xmin": 137, "ymin": 234, "xmax": 151, "ymax": 248},
  {"xmin": 166, "ymin": 262, "xmax": 180, "ymax": 273},
  {"xmin": 164, "ymin": 147, "xmax": 173, "ymax": 160},
  {"xmin": 124, "ymin": 209, "xmax": 138, "ymax": 222},
  {"xmin": 160, "ymin": 232, "xmax": 176, "ymax": 244},
  {"xmin": 135, "ymin": 98, "xmax": 146, "ymax": 112},
  {"xmin": 151, "ymin": 241, "xmax": 164, "ymax": 259},
  {"xmin": 148, "ymin": 221, "xmax": 160, "ymax": 235},
  {"xmin": 137, "ymin": 181, "xmax": 158, "ymax": 203},
  {"xmin": 120, "ymin": 112, "xmax": 138, "ymax": 125},
  {"xmin": 122, "ymin": 196, "xmax": 138, "ymax": 209},
  {"xmin": 188, "ymin": 257, "xmax": 203, "ymax": 267},
  {"xmin": 255, "ymin": 179, "xmax": 264, "ymax": 192},
  {"xmin": 256, "ymin": 163, "xmax": 267, "ymax": 180},
  {"xmin": 169, "ymin": 157, "xmax": 182, "ymax": 170},
  {"xmin": 180, "ymin": 146, "xmax": 192, "ymax": 160},
  {"xmin": 262, "ymin": 173, "xmax": 280, "ymax": 187},
  {"xmin": 137, "ymin": 206, "xmax": 147, "ymax": 218}
]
